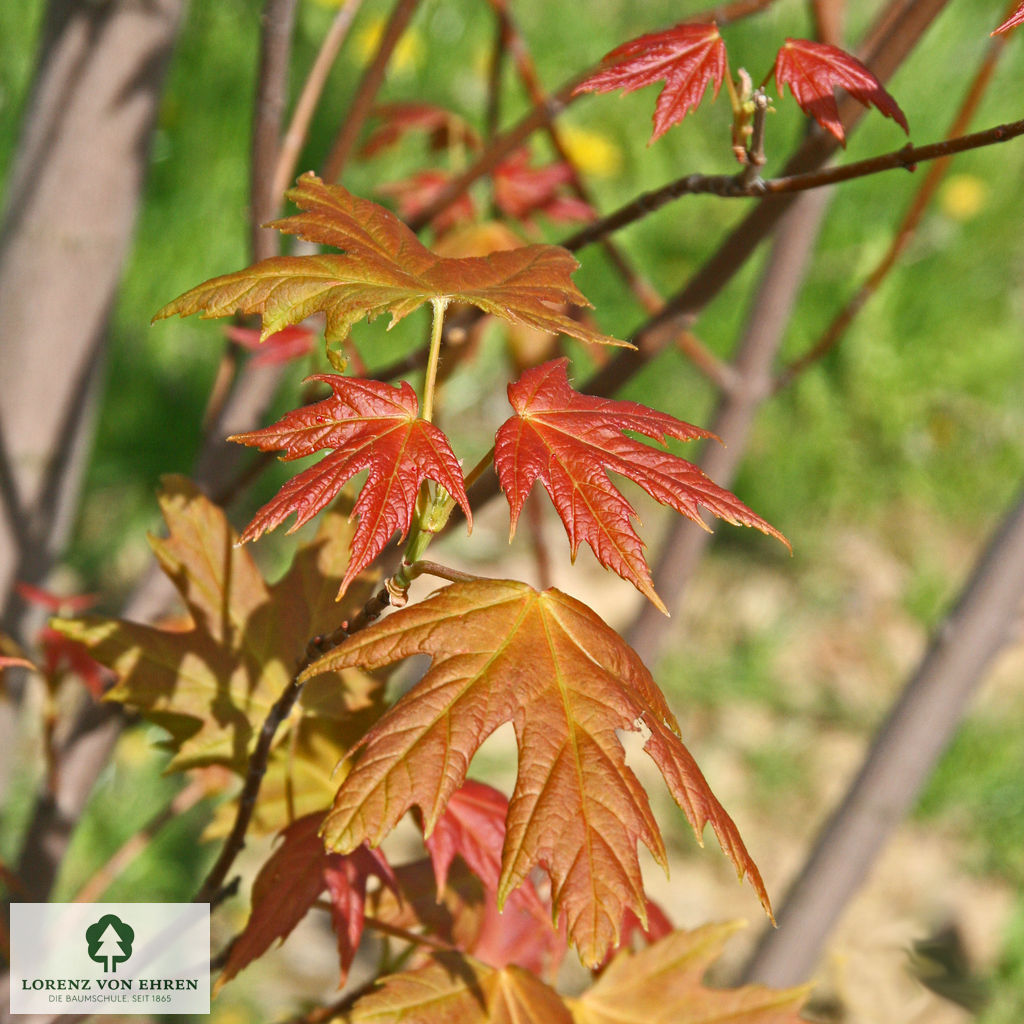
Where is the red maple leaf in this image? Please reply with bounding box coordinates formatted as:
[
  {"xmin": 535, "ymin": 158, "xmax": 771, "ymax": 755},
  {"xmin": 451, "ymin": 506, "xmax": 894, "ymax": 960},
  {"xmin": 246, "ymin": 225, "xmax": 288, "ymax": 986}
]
[
  {"xmin": 494, "ymin": 359, "xmax": 787, "ymax": 613},
  {"xmin": 425, "ymin": 780, "xmax": 566, "ymax": 975},
  {"xmin": 14, "ymin": 583, "xmax": 108, "ymax": 697},
  {"xmin": 993, "ymin": 3, "xmax": 1024, "ymax": 34},
  {"xmin": 224, "ymin": 323, "xmax": 315, "ymax": 367},
  {"xmin": 229, "ymin": 375, "xmax": 472, "ymax": 598},
  {"xmin": 772, "ymin": 38, "xmax": 909, "ymax": 145},
  {"xmin": 361, "ymin": 102, "xmax": 481, "ymax": 158},
  {"xmin": 573, "ymin": 23, "xmax": 727, "ymax": 143},
  {"xmin": 377, "ymin": 170, "xmax": 478, "ymax": 236},
  {"xmin": 219, "ymin": 812, "xmax": 394, "ymax": 988},
  {"xmin": 492, "ymin": 150, "xmax": 594, "ymax": 228}
]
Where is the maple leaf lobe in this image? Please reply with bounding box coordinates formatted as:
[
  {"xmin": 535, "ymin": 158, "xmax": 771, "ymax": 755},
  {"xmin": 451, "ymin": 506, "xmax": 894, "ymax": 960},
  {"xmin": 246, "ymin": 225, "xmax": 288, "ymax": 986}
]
[
  {"xmin": 154, "ymin": 174, "xmax": 625, "ymax": 348},
  {"xmin": 993, "ymin": 3, "xmax": 1024, "ymax": 35},
  {"xmin": 773, "ymin": 38, "xmax": 908, "ymax": 145},
  {"xmin": 306, "ymin": 578, "xmax": 770, "ymax": 966},
  {"xmin": 494, "ymin": 359, "xmax": 788, "ymax": 614},
  {"xmin": 229, "ymin": 374, "xmax": 472, "ymax": 598},
  {"xmin": 574, "ymin": 23, "xmax": 727, "ymax": 143}
]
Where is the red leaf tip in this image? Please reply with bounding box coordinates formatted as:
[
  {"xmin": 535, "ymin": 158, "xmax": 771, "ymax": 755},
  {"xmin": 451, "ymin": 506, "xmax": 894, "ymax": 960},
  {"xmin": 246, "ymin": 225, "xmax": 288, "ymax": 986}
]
[{"xmin": 774, "ymin": 38, "xmax": 908, "ymax": 146}]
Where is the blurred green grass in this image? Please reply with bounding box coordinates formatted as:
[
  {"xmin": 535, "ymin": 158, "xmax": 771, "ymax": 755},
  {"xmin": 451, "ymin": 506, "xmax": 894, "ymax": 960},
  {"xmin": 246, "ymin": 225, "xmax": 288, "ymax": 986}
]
[{"xmin": 3, "ymin": 0, "xmax": 1024, "ymax": 1018}]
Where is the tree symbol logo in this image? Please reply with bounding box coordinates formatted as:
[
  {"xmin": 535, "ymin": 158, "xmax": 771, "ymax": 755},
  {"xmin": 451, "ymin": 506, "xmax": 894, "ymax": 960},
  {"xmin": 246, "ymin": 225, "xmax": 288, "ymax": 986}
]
[{"xmin": 85, "ymin": 914, "xmax": 135, "ymax": 973}]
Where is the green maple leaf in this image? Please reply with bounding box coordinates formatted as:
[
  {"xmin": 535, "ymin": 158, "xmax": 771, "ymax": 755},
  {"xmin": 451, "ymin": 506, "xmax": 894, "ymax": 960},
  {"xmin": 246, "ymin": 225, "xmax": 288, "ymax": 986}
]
[{"xmin": 53, "ymin": 476, "xmax": 380, "ymax": 772}]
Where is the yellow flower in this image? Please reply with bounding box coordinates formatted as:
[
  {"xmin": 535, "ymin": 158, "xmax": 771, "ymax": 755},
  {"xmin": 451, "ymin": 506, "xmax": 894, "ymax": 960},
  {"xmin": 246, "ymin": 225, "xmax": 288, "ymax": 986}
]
[
  {"xmin": 558, "ymin": 125, "xmax": 623, "ymax": 178},
  {"xmin": 354, "ymin": 15, "xmax": 423, "ymax": 73},
  {"xmin": 939, "ymin": 173, "xmax": 987, "ymax": 221}
]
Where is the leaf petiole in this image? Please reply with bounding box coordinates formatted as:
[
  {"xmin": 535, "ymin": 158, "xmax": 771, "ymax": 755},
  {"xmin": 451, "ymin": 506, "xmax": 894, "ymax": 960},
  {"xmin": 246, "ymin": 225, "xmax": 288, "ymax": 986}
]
[{"xmin": 421, "ymin": 297, "xmax": 450, "ymax": 423}]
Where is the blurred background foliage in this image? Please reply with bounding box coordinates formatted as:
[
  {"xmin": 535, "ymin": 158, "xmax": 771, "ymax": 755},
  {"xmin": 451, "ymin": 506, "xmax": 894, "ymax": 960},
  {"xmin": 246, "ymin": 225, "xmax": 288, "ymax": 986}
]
[{"xmin": 2, "ymin": 0, "xmax": 1024, "ymax": 1021}]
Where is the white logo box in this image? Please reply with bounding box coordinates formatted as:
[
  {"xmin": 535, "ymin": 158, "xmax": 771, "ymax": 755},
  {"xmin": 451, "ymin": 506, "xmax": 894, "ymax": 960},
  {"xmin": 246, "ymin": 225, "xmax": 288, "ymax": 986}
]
[{"xmin": 10, "ymin": 903, "xmax": 209, "ymax": 1015}]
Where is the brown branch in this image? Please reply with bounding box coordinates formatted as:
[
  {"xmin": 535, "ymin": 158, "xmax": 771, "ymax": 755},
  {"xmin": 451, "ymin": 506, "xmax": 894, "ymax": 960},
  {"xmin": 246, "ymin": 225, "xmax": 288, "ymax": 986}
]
[
  {"xmin": 193, "ymin": 677, "xmax": 305, "ymax": 904},
  {"xmin": 323, "ymin": 0, "xmax": 423, "ymax": 181},
  {"xmin": 406, "ymin": 0, "xmax": 781, "ymax": 234},
  {"xmin": 742, "ymin": 481, "xmax": 1024, "ymax": 986},
  {"xmin": 561, "ymin": 116, "xmax": 1024, "ymax": 253},
  {"xmin": 193, "ymin": 584, "xmax": 392, "ymax": 904},
  {"xmin": 273, "ymin": 0, "xmax": 365, "ymax": 199},
  {"xmin": 273, "ymin": 977, "xmax": 383, "ymax": 1024},
  {"xmin": 626, "ymin": 188, "xmax": 834, "ymax": 663},
  {"xmin": 251, "ymin": 0, "xmax": 299, "ymax": 262}
]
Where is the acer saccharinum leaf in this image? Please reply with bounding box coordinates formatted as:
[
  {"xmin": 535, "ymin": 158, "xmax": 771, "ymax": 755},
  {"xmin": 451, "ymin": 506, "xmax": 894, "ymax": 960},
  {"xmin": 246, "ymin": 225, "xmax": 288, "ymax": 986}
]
[
  {"xmin": 303, "ymin": 578, "xmax": 770, "ymax": 968},
  {"xmin": 572, "ymin": 921, "xmax": 810, "ymax": 1024},
  {"xmin": 492, "ymin": 149, "xmax": 595, "ymax": 227},
  {"xmin": 52, "ymin": 477, "xmax": 380, "ymax": 772},
  {"xmin": 224, "ymin": 323, "xmax": 315, "ymax": 367},
  {"xmin": 154, "ymin": 173, "xmax": 624, "ymax": 349},
  {"xmin": 229, "ymin": 375, "xmax": 472, "ymax": 599},
  {"xmin": 573, "ymin": 23, "xmax": 727, "ymax": 143},
  {"xmin": 218, "ymin": 812, "xmax": 394, "ymax": 989},
  {"xmin": 993, "ymin": 3, "xmax": 1024, "ymax": 34},
  {"xmin": 424, "ymin": 780, "xmax": 567, "ymax": 975},
  {"xmin": 494, "ymin": 359, "xmax": 788, "ymax": 614},
  {"xmin": 772, "ymin": 38, "xmax": 909, "ymax": 145},
  {"xmin": 344, "ymin": 924, "xmax": 808, "ymax": 1024},
  {"xmin": 347, "ymin": 953, "xmax": 573, "ymax": 1024},
  {"xmin": 361, "ymin": 102, "xmax": 481, "ymax": 158}
]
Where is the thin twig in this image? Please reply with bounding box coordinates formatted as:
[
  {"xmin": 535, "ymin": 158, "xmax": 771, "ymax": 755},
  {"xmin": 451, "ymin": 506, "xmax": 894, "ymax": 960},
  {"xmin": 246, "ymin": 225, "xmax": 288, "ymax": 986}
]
[
  {"xmin": 483, "ymin": 8, "xmax": 506, "ymax": 143},
  {"xmin": 776, "ymin": 26, "xmax": 1011, "ymax": 390},
  {"xmin": 407, "ymin": 0, "xmax": 782, "ymax": 233},
  {"xmin": 323, "ymin": 0, "xmax": 423, "ymax": 181},
  {"xmin": 193, "ymin": 678, "xmax": 305, "ymax": 904},
  {"xmin": 193, "ymin": 581, "xmax": 392, "ymax": 904},
  {"xmin": 274, "ymin": 0, "xmax": 365, "ymax": 198},
  {"xmin": 273, "ymin": 976, "xmax": 383, "ymax": 1024},
  {"xmin": 406, "ymin": 560, "xmax": 486, "ymax": 585},
  {"xmin": 562, "ymin": 116, "xmax": 1024, "ymax": 252}
]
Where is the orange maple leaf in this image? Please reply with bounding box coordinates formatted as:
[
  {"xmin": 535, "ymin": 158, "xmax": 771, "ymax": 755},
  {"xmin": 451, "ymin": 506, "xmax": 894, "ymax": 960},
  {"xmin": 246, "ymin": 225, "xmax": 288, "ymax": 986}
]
[
  {"xmin": 305, "ymin": 579, "xmax": 770, "ymax": 967},
  {"xmin": 154, "ymin": 174, "xmax": 623, "ymax": 348},
  {"xmin": 494, "ymin": 359, "xmax": 787, "ymax": 613}
]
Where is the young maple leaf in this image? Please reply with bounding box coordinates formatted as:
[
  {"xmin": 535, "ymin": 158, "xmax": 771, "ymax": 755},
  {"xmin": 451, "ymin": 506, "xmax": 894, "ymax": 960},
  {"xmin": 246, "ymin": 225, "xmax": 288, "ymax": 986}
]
[
  {"xmin": 993, "ymin": 3, "xmax": 1024, "ymax": 34},
  {"xmin": 13, "ymin": 583, "xmax": 108, "ymax": 697},
  {"xmin": 772, "ymin": 38, "xmax": 909, "ymax": 145},
  {"xmin": 346, "ymin": 953, "xmax": 572, "ymax": 1024},
  {"xmin": 492, "ymin": 149, "xmax": 595, "ymax": 228},
  {"xmin": 224, "ymin": 323, "xmax": 315, "ymax": 367},
  {"xmin": 377, "ymin": 169, "xmax": 478, "ymax": 236},
  {"xmin": 344, "ymin": 924, "xmax": 809, "ymax": 1023},
  {"xmin": 154, "ymin": 173, "xmax": 623, "ymax": 349},
  {"xmin": 361, "ymin": 102, "xmax": 481, "ymax": 158},
  {"xmin": 425, "ymin": 780, "xmax": 566, "ymax": 975},
  {"xmin": 218, "ymin": 812, "xmax": 394, "ymax": 989},
  {"xmin": 573, "ymin": 22, "xmax": 727, "ymax": 143},
  {"xmin": 229, "ymin": 375, "xmax": 472, "ymax": 598},
  {"xmin": 494, "ymin": 359, "xmax": 788, "ymax": 614},
  {"xmin": 575, "ymin": 921, "xmax": 810, "ymax": 1023},
  {"xmin": 305, "ymin": 578, "xmax": 770, "ymax": 968},
  {"xmin": 53, "ymin": 477, "xmax": 380, "ymax": 770}
]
